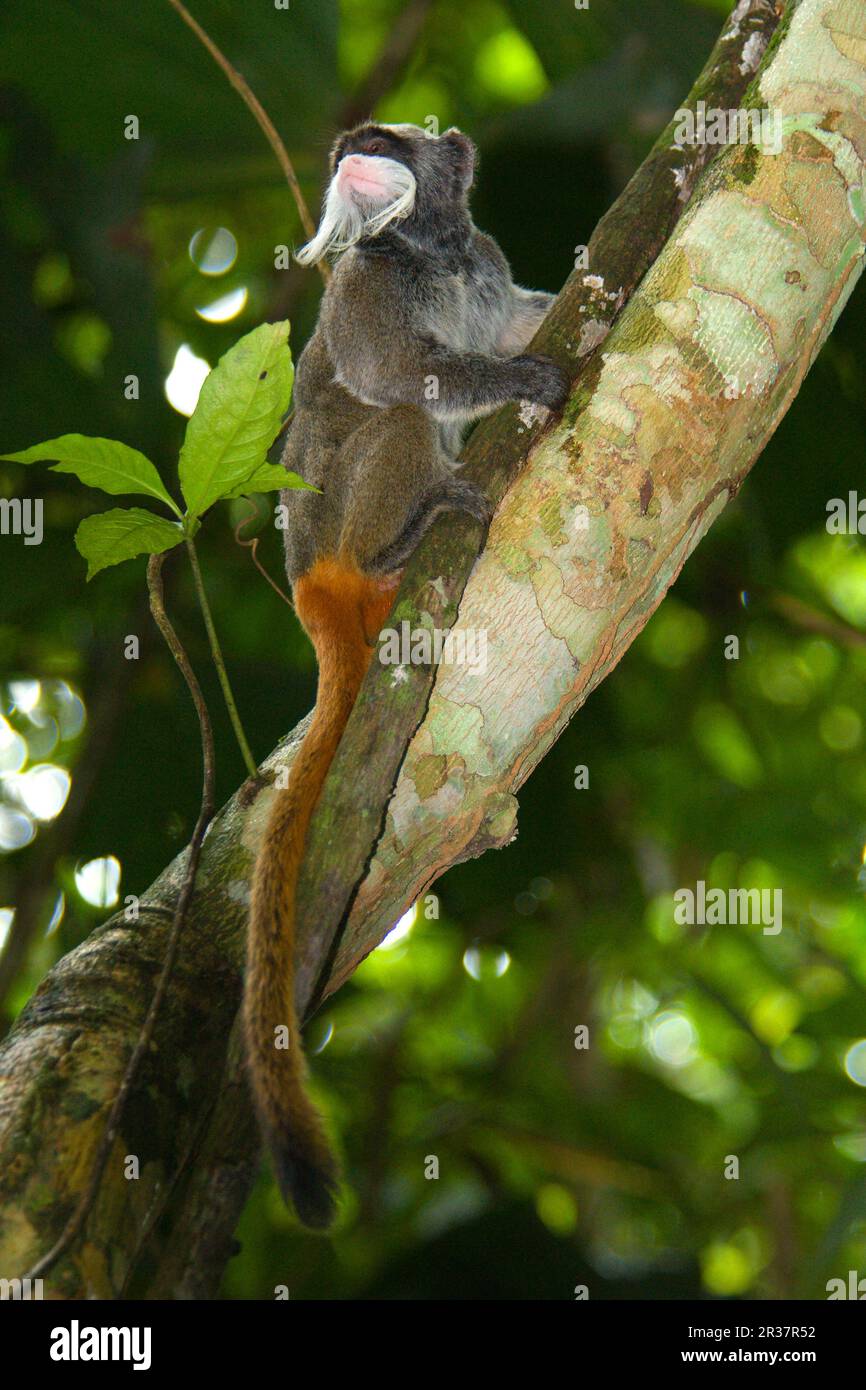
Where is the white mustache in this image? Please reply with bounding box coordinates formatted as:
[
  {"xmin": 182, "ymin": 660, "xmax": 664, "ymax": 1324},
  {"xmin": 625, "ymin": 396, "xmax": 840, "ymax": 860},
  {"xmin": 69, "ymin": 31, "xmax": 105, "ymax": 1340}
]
[{"xmin": 295, "ymin": 156, "xmax": 417, "ymax": 266}]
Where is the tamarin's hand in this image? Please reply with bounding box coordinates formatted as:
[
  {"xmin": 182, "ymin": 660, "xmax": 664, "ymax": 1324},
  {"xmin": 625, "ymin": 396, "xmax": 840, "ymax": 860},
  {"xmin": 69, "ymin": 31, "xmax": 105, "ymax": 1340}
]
[
  {"xmin": 245, "ymin": 120, "xmax": 565, "ymax": 1228},
  {"xmin": 510, "ymin": 354, "xmax": 571, "ymax": 411}
]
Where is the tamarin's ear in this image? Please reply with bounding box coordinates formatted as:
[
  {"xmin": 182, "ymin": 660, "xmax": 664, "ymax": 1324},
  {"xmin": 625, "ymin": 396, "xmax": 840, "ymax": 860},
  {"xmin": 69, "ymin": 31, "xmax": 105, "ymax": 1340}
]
[
  {"xmin": 329, "ymin": 132, "xmax": 350, "ymax": 173},
  {"xmin": 442, "ymin": 128, "xmax": 477, "ymax": 190}
]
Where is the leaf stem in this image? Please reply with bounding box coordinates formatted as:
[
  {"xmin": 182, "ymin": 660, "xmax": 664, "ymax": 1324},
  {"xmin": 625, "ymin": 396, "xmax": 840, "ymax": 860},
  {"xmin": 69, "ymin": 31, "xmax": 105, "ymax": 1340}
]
[
  {"xmin": 165, "ymin": 0, "xmax": 328, "ymax": 283},
  {"xmin": 185, "ymin": 535, "xmax": 258, "ymax": 778}
]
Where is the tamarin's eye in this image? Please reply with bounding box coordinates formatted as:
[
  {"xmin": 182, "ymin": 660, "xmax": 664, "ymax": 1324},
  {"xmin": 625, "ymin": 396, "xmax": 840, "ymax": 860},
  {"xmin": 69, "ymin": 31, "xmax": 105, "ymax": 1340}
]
[{"xmin": 364, "ymin": 138, "xmax": 388, "ymax": 155}]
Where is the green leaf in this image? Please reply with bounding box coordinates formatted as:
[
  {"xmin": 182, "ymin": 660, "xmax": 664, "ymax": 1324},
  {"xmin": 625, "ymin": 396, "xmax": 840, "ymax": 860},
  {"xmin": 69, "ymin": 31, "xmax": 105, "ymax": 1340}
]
[
  {"xmin": 1, "ymin": 434, "xmax": 180, "ymax": 513},
  {"xmin": 223, "ymin": 463, "xmax": 314, "ymax": 500},
  {"xmin": 74, "ymin": 508, "xmax": 183, "ymax": 580},
  {"xmin": 179, "ymin": 322, "xmax": 294, "ymax": 518}
]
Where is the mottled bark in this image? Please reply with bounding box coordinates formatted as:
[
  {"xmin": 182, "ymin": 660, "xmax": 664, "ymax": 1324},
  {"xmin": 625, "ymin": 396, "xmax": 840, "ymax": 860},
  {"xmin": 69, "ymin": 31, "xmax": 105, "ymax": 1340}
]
[
  {"xmin": 296, "ymin": 0, "xmax": 785, "ymax": 1014},
  {"xmin": 2, "ymin": 0, "xmax": 864, "ymax": 1299}
]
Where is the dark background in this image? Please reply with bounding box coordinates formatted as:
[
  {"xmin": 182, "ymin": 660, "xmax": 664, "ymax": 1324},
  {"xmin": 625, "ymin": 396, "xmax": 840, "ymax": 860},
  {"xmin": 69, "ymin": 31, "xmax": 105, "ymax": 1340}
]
[{"xmin": 1, "ymin": 0, "xmax": 865, "ymax": 1300}]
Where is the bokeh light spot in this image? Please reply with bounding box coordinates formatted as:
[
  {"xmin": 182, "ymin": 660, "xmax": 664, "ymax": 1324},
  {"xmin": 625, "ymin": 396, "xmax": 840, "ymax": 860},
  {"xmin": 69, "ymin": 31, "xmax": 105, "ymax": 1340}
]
[
  {"xmin": 0, "ymin": 717, "xmax": 27, "ymax": 774},
  {"xmin": 463, "ymin": 945, "xmax": 511, "ymax": 981},
  {"xmin": 165, "ymin": 344, "xmax": 210, "ymax": 417},
  {"xmin": 379, "ymin": 902, "xmax": 417, "ymax": 951},
  {"xmin": 701, "ymin": 1241, "xmax": 752, "ymax": 1296},
  {"xmin": 843, "ymin": 1038, "xmax": 866, "ymax": 1087},
  {"xmin": 8, "ymin": 680, "xmax": 41, "ymax": 714},
  {"xmin": 46, "ymin": 892, "xmax": 66, "ymax": 936},
  {"xmin": 0, "ymin": 807, "xmax": 35, "ymax": 851},
  {"xmin": 819, "ymin": 704, "xmax": 862, "ymax": 752},
  {"xmin": 0, "ymin": 907, "xmax": 14, "ymax": 949},
  {"xmin": 647, "ymin": 1010, "xmax": 696, "ymax": 1067},
  {"xmin": 189, "ymin": 226, "xmax": 238, "ymax": 276},
  {"xmin": 16, "ymin": 764, "xmax": 71, "ymax": 822},
  {"xmin": 195, "ymin": 286, "xmax": 249, "ymax": 323},
  {"xmin": 75, "ymin": 855, "xmax": 121, "ymax": 909},
  {"xmin": 536, "ymin": 1184, "xmax": 578, "ymax": 1234}
]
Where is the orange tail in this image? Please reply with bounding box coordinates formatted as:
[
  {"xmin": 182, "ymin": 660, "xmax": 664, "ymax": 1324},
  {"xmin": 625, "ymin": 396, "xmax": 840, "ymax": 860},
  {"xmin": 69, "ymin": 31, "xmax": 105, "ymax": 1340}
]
[{"xmin": 243, "ymin": 558, "xmax": 395, "ymax": 1228}]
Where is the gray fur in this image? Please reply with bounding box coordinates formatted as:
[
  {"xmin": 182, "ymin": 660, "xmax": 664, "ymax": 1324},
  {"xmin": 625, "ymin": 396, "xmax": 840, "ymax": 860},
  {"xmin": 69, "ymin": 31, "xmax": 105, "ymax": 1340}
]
[{"xmin": 281, "ymin": 122, "xmax": 568, "ymax": 585}]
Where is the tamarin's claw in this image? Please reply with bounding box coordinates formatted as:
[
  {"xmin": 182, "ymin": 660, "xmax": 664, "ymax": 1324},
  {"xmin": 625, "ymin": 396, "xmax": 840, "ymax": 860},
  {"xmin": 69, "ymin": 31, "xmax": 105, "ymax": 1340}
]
[{"xmin": 375, "ymin": 571, "xmax": 403, "ymax": 592}]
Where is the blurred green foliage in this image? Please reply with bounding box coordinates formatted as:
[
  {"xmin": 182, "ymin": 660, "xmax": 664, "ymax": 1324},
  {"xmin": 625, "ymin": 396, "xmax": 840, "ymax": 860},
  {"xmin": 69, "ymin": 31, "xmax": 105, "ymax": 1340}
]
[{"xmin": 1, "ymin": 0, "xmax": 865, "ymax": 1301}]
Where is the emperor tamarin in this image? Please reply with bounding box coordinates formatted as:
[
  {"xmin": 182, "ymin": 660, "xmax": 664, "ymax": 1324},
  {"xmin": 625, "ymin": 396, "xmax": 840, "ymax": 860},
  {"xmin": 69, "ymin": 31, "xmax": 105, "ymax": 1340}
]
[{"xmin": 244, "ymin": 121, "xmax": 570, "ymax": 1228}]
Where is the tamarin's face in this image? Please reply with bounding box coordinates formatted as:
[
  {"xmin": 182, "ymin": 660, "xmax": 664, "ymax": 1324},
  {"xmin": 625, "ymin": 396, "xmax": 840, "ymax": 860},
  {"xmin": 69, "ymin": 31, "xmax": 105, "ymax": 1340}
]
[{"xmin": 295, "ymin": 123, "xmax": 478, "ymax": 265}]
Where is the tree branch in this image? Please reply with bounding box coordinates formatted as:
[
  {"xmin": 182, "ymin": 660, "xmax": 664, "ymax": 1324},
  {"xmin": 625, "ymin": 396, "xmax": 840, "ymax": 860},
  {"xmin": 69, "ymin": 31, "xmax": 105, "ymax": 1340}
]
[{"xmin": 295, "ymin": 0, "xmax": 785, "ymax": 1012}]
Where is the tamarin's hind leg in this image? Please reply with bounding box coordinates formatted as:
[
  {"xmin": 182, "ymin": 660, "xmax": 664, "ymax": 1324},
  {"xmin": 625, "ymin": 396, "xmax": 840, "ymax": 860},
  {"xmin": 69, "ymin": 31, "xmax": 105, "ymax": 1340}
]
[
  {"xmin": 338, "ymin": 404, "xmax": 489, "ymax": 574},
  {"xmin": 336, "ymin": 404, "xmax": 441, "ymax": 567}
]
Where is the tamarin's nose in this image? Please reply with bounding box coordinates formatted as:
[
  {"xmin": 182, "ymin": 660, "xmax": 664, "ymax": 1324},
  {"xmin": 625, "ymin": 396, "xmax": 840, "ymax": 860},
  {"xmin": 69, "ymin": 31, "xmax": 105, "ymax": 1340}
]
[{"xmin": 341, "ymin": 154, "xmax": 368, "ymax": 171}]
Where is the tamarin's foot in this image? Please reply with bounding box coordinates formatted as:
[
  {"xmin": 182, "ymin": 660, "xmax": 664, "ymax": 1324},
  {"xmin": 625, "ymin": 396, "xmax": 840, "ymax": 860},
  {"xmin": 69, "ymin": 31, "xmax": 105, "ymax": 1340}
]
[{"xmin": 375, "ymin": 571, "xmax": 403, "ymax": 592}]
